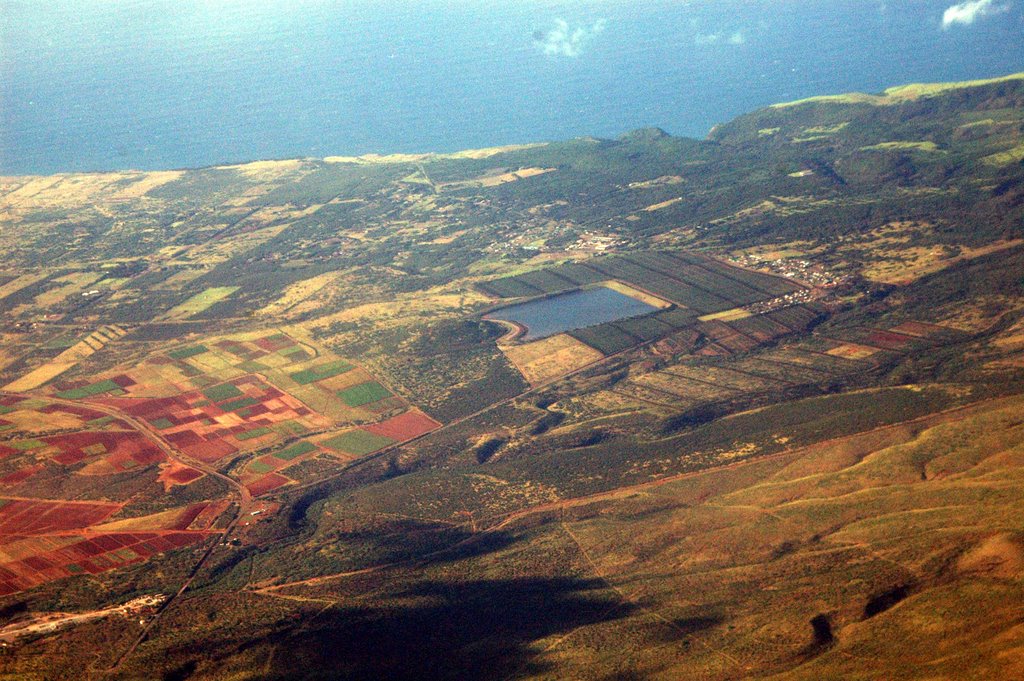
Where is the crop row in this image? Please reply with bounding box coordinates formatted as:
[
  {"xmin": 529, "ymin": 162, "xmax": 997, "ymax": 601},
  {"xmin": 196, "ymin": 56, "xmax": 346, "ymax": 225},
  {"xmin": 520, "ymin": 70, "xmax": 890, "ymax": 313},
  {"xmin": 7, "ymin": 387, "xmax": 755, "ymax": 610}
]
[
  {"xmin": 568, "ymin": 304, "xmax": 703, "ymax": 356},
  {"xmin": 620, "ymin": 253, "xmax": 767, "ymax": 306},
  {"xmin": 762, "ymin": 305, "xmax": 823, "ymax": 332},
  {"xmin": 478, "ymin": 250, "xmax": 799, "ymax": 315}
]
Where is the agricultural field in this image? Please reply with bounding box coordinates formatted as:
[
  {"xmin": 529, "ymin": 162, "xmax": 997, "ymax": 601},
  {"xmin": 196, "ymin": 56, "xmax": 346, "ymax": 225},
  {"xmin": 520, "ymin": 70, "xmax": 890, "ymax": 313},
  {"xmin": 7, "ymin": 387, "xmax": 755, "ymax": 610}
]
[
  {"xmin": 2, "ymin": 326, "xmax": 127, "ymax": 392},
  {"xmin": 0, "ymin": 326, "xmax": 447, "ymax": 595},
  {"xmin": 0, "ymin": 395, "xmax": 230, "ymax": 598},
  {"xmin": 0, "ymin": 499, "xmax": 222, "ymax": 597},
  {"xmin": 499, "ymin": 334, "xmax": 605, "ymax": 386},
  {"xmin": 38, "ymin": 329, "xmax": 441, "ymax": 497},
  {"xmin": 160, "ymin": 287, "xmax": 241, "ymax": 321},
  {"xmin": 478, "ymin": 250, "xmax": 801, "ymax": 314},
  {"xmin": 477, "ymin": 250, "xmax": 807, "ymax": 361}
]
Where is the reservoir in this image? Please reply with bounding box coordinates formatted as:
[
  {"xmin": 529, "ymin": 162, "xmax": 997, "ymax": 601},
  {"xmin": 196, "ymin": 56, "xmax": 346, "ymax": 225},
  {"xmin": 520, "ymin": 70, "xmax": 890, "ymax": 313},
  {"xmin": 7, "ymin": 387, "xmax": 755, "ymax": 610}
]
[{"xmin": 485, "ymin": 286, "xmax": 659, "ymax": 341}]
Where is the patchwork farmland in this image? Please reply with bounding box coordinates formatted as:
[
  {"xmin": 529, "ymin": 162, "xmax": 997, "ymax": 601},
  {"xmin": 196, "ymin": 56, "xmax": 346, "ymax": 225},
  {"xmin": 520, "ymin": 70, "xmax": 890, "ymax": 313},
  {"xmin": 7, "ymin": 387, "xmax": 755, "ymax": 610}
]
[
  {"xmin": 0, "ymin": 394, "xmax": 228, "ymax": 596},
  {"xmin": 601, "ymin": 308, "xmax": 971, "ymax": 437},
  {"xmin": 0, "ymin": 329, "xmax": 445, "ymax": 596},
  {"xmin": 0, "ymin": 498, "xmax": 226, "ymax": 596},
  {"xmin": 478, "ymin": 251, "xmax": 803, "ymax": 312},
  {"xmin": 0, "ymin": 398, "xmax": 170, "ymax": 493},
  {"xmin": 41, "ymin": 330, "xmax": 444, "ymax": 497},
  {"xmin": 482, "ymin": 250, "xmax": 814, "ymax": 384},
  {"xmin": 0, "ymin": 261, "xmax": 972, "ymax": 602}
]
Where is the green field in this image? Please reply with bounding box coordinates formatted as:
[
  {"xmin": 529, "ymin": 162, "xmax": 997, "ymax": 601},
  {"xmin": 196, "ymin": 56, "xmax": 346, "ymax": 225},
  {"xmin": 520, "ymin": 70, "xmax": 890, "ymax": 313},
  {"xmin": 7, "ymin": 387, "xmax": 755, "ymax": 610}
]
[
  {"xmin": 569, "ymin": 324, "xmax": 639, "ymax": 355},
  {"xmin": 55, "ymin": 379, "xmax": 122, "ymax": 400},
  {"xmin": 202, "ymin": 383, "xmax": 244, "ymax": 402},
  {"xmin": 86, "ymin": 415, "xmax": 116, "ymax": 427},
  {"xmin": 249, "ymin": 460, "xmax": 273, "ymax": 474},
  {"xmin": 218, "ymin": 396, "xmax": 259, "ymax": 412},
  {"xmin": 322, "ymin": 430, "xmax": 396, "ymax": 456},
  {"xmin": 336, "ymin": 381, "xmax": 391, "ymax": 407},
  {"xmin": 161, "ymin": 286, "xmax": 240, "ymax": 320},
  {"xmin": 167, "ymin": 345, "xmax": 208, "ymax": 360},
  {"xmin": 236, "ymin": 426, "xmax": 273, "ymax": 441},
  {"xmin": 274, "ymin": 441, "xmax": 317, "ymax": 460},
  {"xmin": 289, "ymin": 359, "xmax": 354, "ymax": 385},
  {"xmin": 10, "ymin": 439, "xmax": 45, "ymax": 451}
]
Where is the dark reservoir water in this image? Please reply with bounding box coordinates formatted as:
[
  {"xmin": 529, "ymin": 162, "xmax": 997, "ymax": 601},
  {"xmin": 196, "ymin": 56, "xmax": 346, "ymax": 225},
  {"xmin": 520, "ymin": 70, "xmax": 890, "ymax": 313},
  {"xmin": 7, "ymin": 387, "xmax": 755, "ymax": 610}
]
[
  {"xmin": 485, "ymin": 287, "xmax": 659, "ymax": 341},
  {"xmin": 2, "ymin": 0, "xmax": 1022, "ymax": 174}
]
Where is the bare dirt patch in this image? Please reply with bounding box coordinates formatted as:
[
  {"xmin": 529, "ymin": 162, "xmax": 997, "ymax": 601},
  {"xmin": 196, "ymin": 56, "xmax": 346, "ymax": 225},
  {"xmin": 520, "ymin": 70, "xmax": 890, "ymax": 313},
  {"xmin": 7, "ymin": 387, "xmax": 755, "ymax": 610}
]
[{"xmin": 500, "ymin": 334, "xmax": 605, "ymax": 386}]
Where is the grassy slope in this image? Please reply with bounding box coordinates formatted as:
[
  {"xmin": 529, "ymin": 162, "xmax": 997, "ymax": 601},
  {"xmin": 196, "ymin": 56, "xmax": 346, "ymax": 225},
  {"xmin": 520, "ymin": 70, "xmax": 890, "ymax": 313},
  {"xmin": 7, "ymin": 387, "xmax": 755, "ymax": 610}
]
[
  {"xmin": 105, "ymin": 393, "xmax": 1024, "ymax": 680},
  {"xmin": 771, "ymin": 72, "xmax": 1024, "ymax": 108}
]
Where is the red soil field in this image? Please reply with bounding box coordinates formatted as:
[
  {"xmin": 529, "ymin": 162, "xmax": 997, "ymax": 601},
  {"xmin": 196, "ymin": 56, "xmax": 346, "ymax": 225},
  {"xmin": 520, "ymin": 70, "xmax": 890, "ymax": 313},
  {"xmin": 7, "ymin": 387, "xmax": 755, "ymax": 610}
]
[
  {"xmin": 156, "ymin": 458, "xmax": 204, "ymax": 491},
  {"xmin": 99, "ymin": 375, "xmax": 313, "ymax": 465},
  {"xmin": 247, "ymin": 473, "xmax": 290, "ymax": 496},
  {"xmin": 889, "ymin": 320, "xmax": 950, "ymax": 338},
  {"xmin": 190, "ymin": 500, "xmax": 231, "ymax": 528},
  {"xmin": 254, "ymin": 335, "xmax": 296, "ymax": 352},
  {"xmin": 166, "ymin": 429, "xmax": 203, "ymax": 447},
  {"xmin": 185, "ymin": 438, "xmax": 238, "ymax": 463},
  {"xmin": 0, "ymin": 467, "xmax": 41, "ymax": 486},
  {"xmin": 363, "ymin": 411, "xmax": 440, "ymax": 441},
  {"xmin": 110, "ymin": 374, "xmax": 136, "ymax": 388},
  {"xmin": 865, "ymin": 329, "xmax": 918, "ymax": 349},
  {"xmin": 164, "ymin": 466, "xmax": 203, "ymax": 485},
  {"xmin": 38, "ymin": 403, "xmax": 107, "ymax": 421},
  {"xmin": 43, "ymin": 431, "xmax": 164, "ymax": 470},
  {"xmin": 170, "ymin": 467, "xmax": 202, "ymax": 483},
  {"xmin": 163, "ymin": 429, "xmax": 237, "ymax": 461},
  {"xmin": 0, "ymin": 499, "xmax": 120, "ymax": 535},
  {"xmin": 0, "ymin": 530, "xmax": 210, "ymax": 596}
]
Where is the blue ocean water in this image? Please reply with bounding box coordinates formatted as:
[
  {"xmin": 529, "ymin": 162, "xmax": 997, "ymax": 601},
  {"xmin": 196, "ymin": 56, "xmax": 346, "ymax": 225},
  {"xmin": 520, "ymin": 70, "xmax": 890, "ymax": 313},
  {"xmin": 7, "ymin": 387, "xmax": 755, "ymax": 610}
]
[
  {"xmin": 484, "ymin": 287, "xmax": 658, "ymax": 340},
  {"xmin": 1, "ymin": 0, "xmax": 1022, "ymax": 174}
]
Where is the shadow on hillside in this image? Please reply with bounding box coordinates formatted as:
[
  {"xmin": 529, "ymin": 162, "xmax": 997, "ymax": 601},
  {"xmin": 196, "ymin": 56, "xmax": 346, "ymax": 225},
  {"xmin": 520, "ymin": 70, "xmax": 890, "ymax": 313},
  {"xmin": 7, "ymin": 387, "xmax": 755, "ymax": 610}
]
[
  {"xmin": 172, "ymin": 521, "xmax": 644, "ymax": 680},
  {"xmin": 324, "ymin": 519, "xmax": 521, "ymax": 567},
  {"xmin": 260, "ymin": 576, "xmax": 636, "ymax": 681},
  {"xmin": 200, "ymin": 519, "xmax": 521, "ymax": 593}
]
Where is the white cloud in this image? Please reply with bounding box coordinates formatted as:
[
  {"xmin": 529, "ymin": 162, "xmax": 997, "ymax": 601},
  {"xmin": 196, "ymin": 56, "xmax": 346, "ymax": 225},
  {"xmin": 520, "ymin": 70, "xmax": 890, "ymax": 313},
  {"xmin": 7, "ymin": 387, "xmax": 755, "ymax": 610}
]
[
  {"xmin": 533, "ymin": 18, "xmax": 607, "ymax": 58},
  {"xmin": 941, "ymin": 0, "xmax": 1008, "ymax": 28},
  {"xmin": 694, "ymin": 30, "xmax": 746, "ymax": 46}
]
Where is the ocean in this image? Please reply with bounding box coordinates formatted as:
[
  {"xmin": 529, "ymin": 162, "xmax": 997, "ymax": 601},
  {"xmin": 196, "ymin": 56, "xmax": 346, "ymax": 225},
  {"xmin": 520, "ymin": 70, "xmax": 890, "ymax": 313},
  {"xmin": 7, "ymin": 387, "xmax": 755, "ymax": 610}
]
[{"xmin": 1, "ymin": 0, "xmax": 1022, "ymax": 175}]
